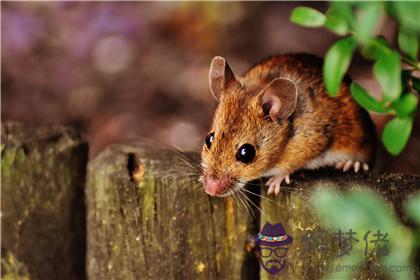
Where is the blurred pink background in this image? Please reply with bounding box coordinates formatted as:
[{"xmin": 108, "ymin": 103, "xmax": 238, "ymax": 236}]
[{"xmin": 2, "ymin": 2, "xmax": 418, "ymax": 173}]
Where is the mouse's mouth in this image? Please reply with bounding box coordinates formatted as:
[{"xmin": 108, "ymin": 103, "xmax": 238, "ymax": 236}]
[
  {"xmin": 201, "ymin": 175, "xmax": 246, "ymax": 197},
  {"xmin": 217, "ymin": 180, "xmax": 246, "ymax": 197}
]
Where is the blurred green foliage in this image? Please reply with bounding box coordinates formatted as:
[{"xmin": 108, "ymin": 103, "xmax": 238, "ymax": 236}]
[
  {"xmin": 312, "ymin": 188, "xmax": 420, "ymax": 280},
  {"xmin": 405, "ymin": 192, "xmax": 420, "ymax": 226},
  {"xmin": 291, "ymin": 1, "xmax": 420, "ymax": 155}
]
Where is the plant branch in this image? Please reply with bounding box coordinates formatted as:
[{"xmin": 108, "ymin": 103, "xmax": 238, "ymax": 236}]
[{"xmin": 402, "ymin": 56, "xmax": 420, "ymax": 70}]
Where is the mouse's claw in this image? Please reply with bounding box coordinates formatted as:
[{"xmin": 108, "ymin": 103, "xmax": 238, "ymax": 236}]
[
  {"xmin": 363, "ymin": 163, "xmax": 369, "ymax": 171},
  {"xmin": 343, "ymin": 160, "xmax": 353, "ymax": 172},
  {"xmin": 266, "ymin": 173, "xmax": 289, "ymax": 196},
  {"xmin": 267, "ymin": 184, "xmax": 275, "ymax": 195},
  {"xmin": 335, "ymin": 162, "xmax": 345, "ymax": 170},
  {"xmin": 336, "ymin": 160, "xmax": 370, "ymax": 173},
  {"xmin": 273, "ymin": 184, "xmax": 280, "ymax": 195},
  {"xmin": 354, "ymin": 161, "xmax": 361, "ymax": 173}
]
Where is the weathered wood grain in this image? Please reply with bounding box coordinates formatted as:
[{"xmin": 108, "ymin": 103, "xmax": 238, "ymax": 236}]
[
  {"xmin": 1, "ymin": 121, "xmax": 88, "ymax": 280},
  {"xmin": 3, "ymin": 121, "xmax": 419, "ymax": 280},
  {"xmin": 86, "ymin": 144, "xmax": 258, "ymax": 280}
]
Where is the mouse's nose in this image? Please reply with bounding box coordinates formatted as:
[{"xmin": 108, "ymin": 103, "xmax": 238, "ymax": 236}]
[{"xmin": 204, "ymin": 176, "xmax": 231, "ymax": 196}]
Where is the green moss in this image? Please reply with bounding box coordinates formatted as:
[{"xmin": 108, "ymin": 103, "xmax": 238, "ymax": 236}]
[
  {"xmin": 15, "ymin": 148, "xmax": 26, "ymax": 164},
  {"xmin": 1, "ymin": 252, "xmax": 30, "ymax": 280},
  {"xmin": 2, "ymin": 121, "xmax": 87, "ymax": 280},
  {"xmin": 139, "ymin": 174, "xmax": 155, "ymax": 219},
  {"xmin": 1, "ymin": 148, "xmax": 16, "ymax": 179}
]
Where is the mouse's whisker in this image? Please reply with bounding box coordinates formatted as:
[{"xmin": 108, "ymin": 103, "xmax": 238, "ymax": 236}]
[
  {"xmin": 232, "ymin": 195, "xmax": 241, "ymax": 217},
  {"xmin": 172, "ymin": 149, "xmax": 202, "ymax": 169},
  {"xmin": 234, "ymin": 195, "xmax": 243, "ymax": 216},
  {"xmin": 239, "ymin": 189, "xmax": 267, "ymax": 219},
  {"xmin": 240, "ymin": 187, "xmax": 281, "ymax": 206},
  {"xmin": 239, "ymin": 188, "xmax": 255, "ymax": 218},
  {"xmin": 229, "ymin": 181, "xmax": 258, "ymax": 218},
  {"xmin": 176, "ymin": 159, "xmax": 201, "ymax": 172},
  {"xmin": 235, "ymin": 187, "xmax": 255, "ymax": 210},
  {"xmin": 239, "ymin": 179, "xmax": 305, "ymax": 193},
  {"xmin": 235, "ymin": 188, "xmax": 254, "ymax": 219}
]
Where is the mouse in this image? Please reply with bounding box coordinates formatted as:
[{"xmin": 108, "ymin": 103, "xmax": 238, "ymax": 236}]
[{"xmin": 200, "ymin": 54, "xmax": 376, "ymax": 196}]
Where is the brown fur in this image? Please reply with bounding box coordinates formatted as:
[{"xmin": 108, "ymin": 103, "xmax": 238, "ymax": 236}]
[{"xmin": 201, "ymin": 54, "xmax": 376, "ymax": 191}]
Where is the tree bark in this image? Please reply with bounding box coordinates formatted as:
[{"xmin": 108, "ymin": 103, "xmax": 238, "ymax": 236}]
[{"xmin": 1, "ymin": 121, "xmax": 88, "ymax": 280}]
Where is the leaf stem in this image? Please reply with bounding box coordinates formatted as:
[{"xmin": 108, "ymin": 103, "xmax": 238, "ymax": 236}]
[{"xmin": 401, "ymin": 56, "xmax": 420, "ymax": 70}]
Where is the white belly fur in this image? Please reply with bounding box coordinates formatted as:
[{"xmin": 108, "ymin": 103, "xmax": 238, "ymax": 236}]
[
  {"xmin": 304, "ymin": 151, "xmax": 364, "ymax": 170},
  {"xmin": 261, "ymin": 151, "xmax": 365, "ymax": 177}
]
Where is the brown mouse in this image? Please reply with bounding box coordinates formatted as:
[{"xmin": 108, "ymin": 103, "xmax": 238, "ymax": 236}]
[{"xmin": 201, "ymin": 54, "xmax": 376, "ymax": 196}]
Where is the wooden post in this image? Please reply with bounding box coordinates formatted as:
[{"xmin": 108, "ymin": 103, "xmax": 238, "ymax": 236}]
[
  {"xmin": 1, "ymin": 121, "xmax": 88, "ymax": 280},
  {"xmin": 86, "ymin": 144, "xmax": 258, "ymax": 280},
  {"xmin": 3, "ymin": 121, "xmax": 419, "ymax": 280},
  {"xmin": 259, "ymin": 170, "xmax": 420, "ymax": 280}
]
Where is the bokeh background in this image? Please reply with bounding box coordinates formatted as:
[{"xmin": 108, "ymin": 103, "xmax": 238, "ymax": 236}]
[{"xmin": 2, "ymin": 2, "xmax": 419, "ymax": 173}]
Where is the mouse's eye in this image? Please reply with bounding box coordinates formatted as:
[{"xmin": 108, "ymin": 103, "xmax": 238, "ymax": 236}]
[
  {"xmin": 236, "ymin": 144, "xmax": 256, "ymax": 163},
  {"xmin": 205, "ymin": 132, "xmax": 215, "ymax": 149}
]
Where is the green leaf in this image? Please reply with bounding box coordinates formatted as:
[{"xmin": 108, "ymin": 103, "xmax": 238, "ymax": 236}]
[
  {"xmin": 398, "ymin": 29, "xmax": 419, "ymax": 61},
  {"xmin": 312, "ymin": 188, "xmax": 368, "ymax": 230},
  {"xmin": 382, "ymin": 226, "xmax": 415, "ymax": 280},
  {"xmin": 290, "ymin": 7, "xmax": 326, "ymax": 27},
  {"xmin": 351, "ymin": 82, "xmax": 391, "ymax": 113},
  {"xmin": 323, "ymin": 36, "xmax": 357, "ymax": 96},
  {"xmin": 386, "ymin": 2, "xmax": 420, "ymax": 35},
  {"xmin": 345, "ymin": 190, "xmax": 398, "ymax": 231},
  {"xmin": 373, "ymin": 51, "xmax": 402, "ymax": 101},
  {"xmin": 361, "ymin": 37, "xmax": 391, "ymax": 60},
  {"xmin": 392, "ymin": 92, "xmax": 418, "ymax": 117},
  {"xmin": 330, "ymin": 2, "xmax": 356, "ymax": 29},
  {"xmin": 312, "ymin": 188, "xmax": 399, "ymax": 231},
  {"xmin": 354, "ymin": 2, "xmax": 382, "ymax": 43},
  {"xmin": 313, "ymin": 187, "xmax": 416, "ymax": 280},
  {"xmin": 405, "ymin": 192, "xmax": 420, "ymax": 226},
  {"xmin": 324, "ymin": 6, "xmax": 350, "ymax": 35},
  {"xmin": 382, "ymin": 117, "xmax": 413, "ymax": 155}
]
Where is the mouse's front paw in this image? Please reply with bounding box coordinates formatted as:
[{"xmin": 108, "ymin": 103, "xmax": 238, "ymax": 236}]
[
  {"xmin": 265, "ymin": 173, "xmax": 291, "ymax": 196},
  {"xmin": 335, "ymin": 160, "xmax": 369, "ymax": 173}
]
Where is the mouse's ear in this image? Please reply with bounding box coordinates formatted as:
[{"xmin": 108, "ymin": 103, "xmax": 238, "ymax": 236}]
[
  {"xmin": 209, "ymin": 56, "xmax": 238, "ymax": 101},
  {"xmin": 260, "ymin": 78, "xmax": 298, "ymax": 122}
]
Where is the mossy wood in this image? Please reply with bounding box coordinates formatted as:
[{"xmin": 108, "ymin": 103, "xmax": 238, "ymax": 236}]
[
  {"xmin": 86, "ymin": 144, "xmax": 258, "ymax": 280},
  {"xmin": 260, "ymin": 170, "xmax": 420, "ymax": 280},
  {"xmin": 1, "ymin": 121, "xmax": 88, "ymax": 280},
  {"xmin": 2, "ymin": 122, "xmax": 419, "ymax": 280}
]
